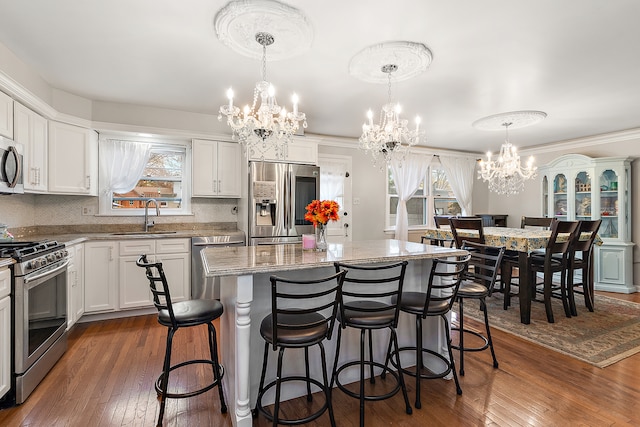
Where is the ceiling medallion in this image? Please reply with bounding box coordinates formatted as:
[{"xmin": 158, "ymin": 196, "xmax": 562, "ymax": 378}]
[
  {"xmin": 349, "ymin": 41, "xmax": 433, "ymax": 84},
  {"xmin": 474, "ymin": 111, "xmax": 547, "ymax": 196},
  {"xmin": 214, "ymin": 0, "xmax": 313, "ymax": 61}
]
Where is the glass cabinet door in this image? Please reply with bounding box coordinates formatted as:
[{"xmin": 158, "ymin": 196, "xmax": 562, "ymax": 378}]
[
  {"xmin": 574, "ymin": 171, "xmax": 592, "ymax": 220},
  {"xmin": 599, "ymin": 169, "xmax": 619, "ymax": 238},
  {"xmin": 553, "ymin": 174, "xmax": 568, "ymax": 219}
]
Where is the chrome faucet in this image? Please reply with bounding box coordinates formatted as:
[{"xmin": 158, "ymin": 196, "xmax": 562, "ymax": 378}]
[{"xmin": 144, "ymin": 199, "xmax": 160, "ymax": 232}]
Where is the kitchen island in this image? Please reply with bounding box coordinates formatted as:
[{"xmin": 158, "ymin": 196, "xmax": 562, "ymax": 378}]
[{"xmin": 203, "ymin": 239, "xmax": 466, "ymax": 427}]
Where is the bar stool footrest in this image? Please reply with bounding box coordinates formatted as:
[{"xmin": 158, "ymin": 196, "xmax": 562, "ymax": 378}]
[
  {"xmin": 390, "ymin": 346, "xmax": 453, "ymax": 380},
  {"xmin": 451, "ymin": 327, "xmax": 490, "ymax": 353},
  {"xmin": 334, "ymin": 360, "xmax": 401, "ymax": 402},
  {"xmin": 155, "ymin": 359, "xmax": 224, "ymax": 399},
  {"xmin": 256, "ymin": 376, "xmax": 329, "ymax": 425}
]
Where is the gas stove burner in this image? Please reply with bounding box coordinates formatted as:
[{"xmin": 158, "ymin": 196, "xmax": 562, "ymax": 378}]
[{"xmin": 0, "ymin": 240, "xmax": 68, "ymax": 276}]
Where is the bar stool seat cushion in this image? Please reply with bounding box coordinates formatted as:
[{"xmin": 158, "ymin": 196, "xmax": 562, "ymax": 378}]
[
  {"xmin": 456, "ymin": 282, "xmax": 489, "ymax": 299},
  {"xmin": 339, "ymin": 301, "xmax": 394, "ymax": 327},
  {"xmin": 157, "ymin": 299, "xmax": 224, "ymax": 327},
  {"xmin": 393, "ymin": 292, "xmax": 449, "ymax": 316},
  {"xmin": 260, "ymin": 312, "xmax": 328, "ymax": 346}
]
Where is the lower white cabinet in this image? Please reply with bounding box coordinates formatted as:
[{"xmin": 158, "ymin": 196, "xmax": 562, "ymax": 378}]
[
  {"xmin": 66, "ymin": 243, "xmax": 85, "ymax": 329},
  {"xmin": 0, "ymin": 267, "xmax": 11, "ymax": 400},
  {"xmin": 84, "ymin": 241, "xmax": 118, "ymax": 313},
  {"xmin": 85, "ymin": 239, "xmax": 190, "ymax": 314},
  {"xmin": 119, "ymin": 239, "xmax": 190, "ymax": 309}
]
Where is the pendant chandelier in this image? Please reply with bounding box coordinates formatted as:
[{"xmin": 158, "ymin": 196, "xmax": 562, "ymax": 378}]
[
  {"xmin": 474, "ymin": 111, "xmax": 546, "ymax": 196},
  {"xmin": 359, "ymin": 64, "xmax": 424, "ymax": 167},
  {"xmin": 218, "ymin": 32, "xmax": 307, "ymax": 160}
]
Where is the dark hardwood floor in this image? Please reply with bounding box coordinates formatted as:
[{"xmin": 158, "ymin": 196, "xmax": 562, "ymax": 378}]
[{"xmin": 1, "ymin": 291, "xmax": 639, "ymax": 427}]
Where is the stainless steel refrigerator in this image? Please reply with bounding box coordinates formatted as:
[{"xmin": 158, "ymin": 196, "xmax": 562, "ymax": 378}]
[{"xmin": 248, "ymin": 161, "xmax": 320, "ymax": 245}]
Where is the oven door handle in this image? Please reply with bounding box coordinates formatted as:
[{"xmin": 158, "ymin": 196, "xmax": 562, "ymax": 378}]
[{"xmin": 24, "ymin": 259, "xmax": 70, "ymax": 286}]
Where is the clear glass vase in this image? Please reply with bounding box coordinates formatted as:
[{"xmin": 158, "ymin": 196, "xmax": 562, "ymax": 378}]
[{"xmin": 315, "ymin": 223, "xmax": 327, "ymax": 251}]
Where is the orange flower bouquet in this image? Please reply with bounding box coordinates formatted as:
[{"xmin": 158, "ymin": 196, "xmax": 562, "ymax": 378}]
[
  {"xmin": 305, "ymin": 200, "xmax": 339, "ymax": 251},
  {"xmin": 304, "ymin": 199, "xmax": 340, "ymax": 225}
]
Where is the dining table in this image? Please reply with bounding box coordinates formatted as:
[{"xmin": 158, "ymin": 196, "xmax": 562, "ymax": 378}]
[{"xmin": 422, "ymin": 226, "xmax": 575, "ymax": 324}]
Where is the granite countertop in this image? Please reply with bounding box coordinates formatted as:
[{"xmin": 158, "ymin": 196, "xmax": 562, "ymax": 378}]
[
  {"xmin": 8, "ymin": 223, "xmax": 244, "ymax": 246},
  {"xmin": 203, "ymin": 239, "xmax": 467, "ymax": 277}
]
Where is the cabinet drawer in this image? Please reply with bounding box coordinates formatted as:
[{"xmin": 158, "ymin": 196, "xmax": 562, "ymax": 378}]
[
  {"xmin": 119, "ymin": 240, "xmax": 155, "ymax": 256},
  {"xmin": 156, "ymin": 238, "xmax": 190, "ymax": 254},
  {"xmin": 0, "ymin": 268, "xmax": 9, "ymax": 299}
]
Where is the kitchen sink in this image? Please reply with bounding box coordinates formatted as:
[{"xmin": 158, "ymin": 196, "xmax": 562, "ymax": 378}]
[{"xmin": 110, "ymin": 231, "xmax": 178, "ymax": 236}]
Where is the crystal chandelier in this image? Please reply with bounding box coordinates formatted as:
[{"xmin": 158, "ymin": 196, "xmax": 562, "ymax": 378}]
[
  {"xmin": 477, "ymin": 121, "xmax": 537, "ymax": 196},
  {"xmin": 359, "ymin": 64, "xmax": 424, "ymax": 166},
  {"xmin": 218, "ymin": 32, "xmax": 307, "ymax": 160}
]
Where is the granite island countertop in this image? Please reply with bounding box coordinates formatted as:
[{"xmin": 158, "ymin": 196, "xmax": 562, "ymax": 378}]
[{"xmin": 203, "ymin": 239, "xmax": 467, "ymax": 277}]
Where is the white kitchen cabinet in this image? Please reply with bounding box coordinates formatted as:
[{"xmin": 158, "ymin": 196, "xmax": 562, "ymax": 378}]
[
  {"xmin": 192, "ymin": 139, "xmax": 242, "ymax": 197},
  {"xmin": 66, "ymin": 243, "xmax": 85, "ymax": 329},
  {"xmin": 0, "ymin": 267, "xmax": 11, "ymax": 400},
  {"xmin": 84, "ymin": 241, "xmax": 118, "ymax": 313},
  {"xmin": 247, "ymin": 137, "xmax": 318, "ymax": 165},
  {"xmin": 14, "ymin": 102, "xmax": 48, "ymax": 192},
  {"xmin": 48, "ymin": 121, "xmax": 98, "ymax": 195},
  {"xmin": 539, "ymin": 154, "xmax": 634, "ymax": 293},
  {"xmin": 118, "ymin": 238, "xmax": 190, "ymax": 310},
  {"xmin": 0, "ymin": 91, "xmax": 13, "ymax": 139}
]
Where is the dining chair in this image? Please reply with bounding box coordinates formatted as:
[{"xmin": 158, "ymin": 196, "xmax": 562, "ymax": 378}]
[
  {"xmin": 136, "ymin": 254, "xmax": 227, "ymax": 427},
  {"xmin": 426, "ymin": 215, "xmax": 454, "ymax": 247},
  {"xmin": 521, "ymin": 216, "xmax": 555, "ymax": 229},
  {"xmin": 385, "ymin": 254, "xmax": 470, "ymax": 408},
  {"xmin": 331, "ymin": 261, "xmax": 412, "ymax": 427},
  {"xmin": 452, "ymin": 241, "xmax": 505, "ymax": 376},
  {"xmin": 254, "ymin": 270, "xmax": 346, "ymax": 427},
  {"xmin": 563, "ymin": 219, "xmax": 602, "ymax": 315},
  {"xmin": 501, "ymin": 217, "xmax": 557, "ymax": 310},
  {"xmin": 527, "ymin": 220, "xmax": 580, "ymax": 323}
]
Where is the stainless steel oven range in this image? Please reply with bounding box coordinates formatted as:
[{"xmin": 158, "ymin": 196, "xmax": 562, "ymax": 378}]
[{"xmin": 0, "ymin": 240, "xmax": 69, "ymax": 405}]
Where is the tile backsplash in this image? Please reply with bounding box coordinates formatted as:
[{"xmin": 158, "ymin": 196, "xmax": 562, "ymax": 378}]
[{"xmin": 0, "ymin": 194, "xmax": 238, "ymax": 230}]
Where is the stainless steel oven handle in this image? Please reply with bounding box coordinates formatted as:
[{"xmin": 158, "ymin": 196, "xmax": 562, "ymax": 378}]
[{"xmin": 24, "ymin": 259, "xmax": 70, "ymax": 286}]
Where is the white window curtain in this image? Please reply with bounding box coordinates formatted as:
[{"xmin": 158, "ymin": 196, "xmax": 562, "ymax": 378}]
[
  {"xmin": 390, "ymin": 153, "xmax": 433, "ymax": 241},
  {"xmin": 99, "ymin": 139, "xmax": 152, "ymax": 195},
  {"xmin": 439, "ymin": 156, "xmax": 477, "ymax": 216},
  {"xmin": 320, "ymin": 161, "xmax": 344, "ymax": 202}
]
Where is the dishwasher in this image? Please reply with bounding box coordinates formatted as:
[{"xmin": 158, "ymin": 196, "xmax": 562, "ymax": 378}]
[{"xmin": 191, "ymin": 232, "xmax": 246, "ymax": 300}]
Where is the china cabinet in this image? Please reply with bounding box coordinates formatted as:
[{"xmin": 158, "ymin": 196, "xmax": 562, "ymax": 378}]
[{"xmin": 539, "ymin": 154, "xmax": 634, "ymax": 293}]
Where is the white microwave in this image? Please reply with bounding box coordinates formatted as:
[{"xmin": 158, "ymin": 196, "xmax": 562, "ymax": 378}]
[{"xmin": 0, "ymin": 136, "xmax": 24, "ymax": 194}]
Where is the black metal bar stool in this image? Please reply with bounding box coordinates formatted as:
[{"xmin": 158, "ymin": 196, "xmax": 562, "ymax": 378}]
[
  {"xmin": 331, "ymin": 261, "xmax": 412, "ymax": 427},
  {"xmin": 451, "ymin": 241, "xmax": 505, "ymax": 376},
  {"xmin": 254, "ymin": 270, "xmax": 346, "ymax": 427},
  {"xmin": 136, "ymin": 254, "xmax": 227, "ymax": 427},
  {"xmin": 385, "ymin": 255, "xmax": 470, "ymax": 408}
]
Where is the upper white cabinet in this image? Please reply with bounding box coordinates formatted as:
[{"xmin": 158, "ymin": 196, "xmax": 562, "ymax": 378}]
[
  {"xmin": 14, "ymin": 102, "xmax": 48, "ymax": 192},
  {"xmin": 192, "ymin": 139, "xmax": 242, "ymax": 197},
  {"xmin": 48, "ymin": 121, "xmax": 98, "ymax": 195},
  {"xmin": 0, "ymin": 91, "xmax": 13, "ymax": 139},
  {"xmin": 539, "ymin": 154, "xmax": 634, "ymax": 293},
  {"xmin": 247, "ymin": 137, "xmax": 318, "ymax": 165}
]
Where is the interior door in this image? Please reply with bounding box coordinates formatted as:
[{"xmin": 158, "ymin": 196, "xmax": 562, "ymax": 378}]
[{"xmin": 319, "ymin": 154, "xmax": 352, "ymax": 243}]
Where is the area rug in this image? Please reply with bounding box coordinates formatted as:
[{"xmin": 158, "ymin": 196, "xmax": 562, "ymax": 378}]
[{"xmin": 455, "ymin": 294, "xmax": 640, "ymax": 368}]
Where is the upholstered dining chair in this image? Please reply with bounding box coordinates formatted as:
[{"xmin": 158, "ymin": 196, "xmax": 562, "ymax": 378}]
[
  {"xmin": 563, "ymin": 219, "xmax": 602, "ymax": 316},
  {"xmin": 501, "ymin": 217, "xmax": 557, "ymax": 310},
  {"xmin": 136, "ymin": 254, "xmax": 227, "ymax": 427},
  {"xmin": 527, "ymin": 220, "xmax": 580, "ymax": 323}
]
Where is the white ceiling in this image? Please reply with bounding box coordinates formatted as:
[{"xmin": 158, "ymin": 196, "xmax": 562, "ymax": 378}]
[{"xmin": 0, "ymin": 0, "xmax": 639, "ymax": 154}]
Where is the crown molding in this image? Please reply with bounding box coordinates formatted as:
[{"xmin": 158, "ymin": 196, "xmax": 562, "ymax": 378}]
[{"xmin": 521, "ymin": 127, "xmax": 640, "ymax": 155}]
